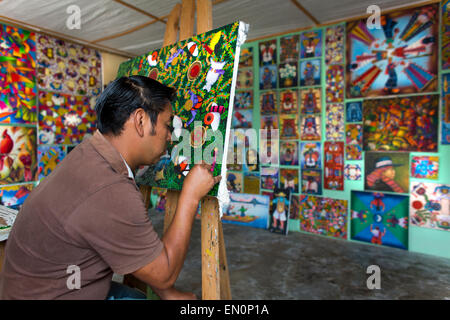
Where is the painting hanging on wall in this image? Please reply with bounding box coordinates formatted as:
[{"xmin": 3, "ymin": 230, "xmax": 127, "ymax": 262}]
[
  {"xmin": 236, "ymin": 68, "xmax": 253, "ymax": 89},
  {"xmin": 325, "ymin": 103, "xmax": 345, "ymax": 141},
  {"xmin": 223, "ymin": 193, "xmax": 270, "ymax": 229},
  {"xmin": 0, "ymin": 183, "xmax": 34, "ymax": 209},
  {"xmin": 234, "ymin": 90, "xmax": 253, "ymax": 109},
  {"xmin": 300, "ymin": 114, "xmax": 321, "ymax": 141},
  {"xmin": 36, "ymin": 33, "xmax": 102, "ymax": 96},
  {"xmin": 365, "ymin": 152, "xmax": 409, "ymax": 194},
  {"xmin": 325, "ymin": 24, "xmax": 345, "ymax": 65},
  {"xmin": 0, "ymin": 24, "xmax": 37, "ymax": 124},
  {"xmin": 442, "ymin": 73, "xmax": 450, "ymax": 145},
  {"xmin": 260, "ymin": 139, "xmax": 279, "ymax": 165},
  {"xmin": 346, "ymin": 124, "xmax": 363, "ymax": 145},
  {"xmin": 443, "ymin": 0, "xmax": 450, "ymax": 70},
  {"xmin": 279, "ymin": 114, "xmax": 299, "ymax": 140},
  {"xmin": 37, "ymin": 145, "xmax": 66, "ymax": 181},
  {"xmin": 260, "ymin": 114, "xmax": 278, "ymax": 131},
  {"xmin": 279, "ymin": 90, "xmax": 298, "ymax": 114},
  {"xmin": 325, "ymin": 65, "xmax": 344, "ymax": 103},
  {"xmin": 260, "ymin": 65, "xmax": 277, "ymax": 89},
  {"xmin": 345, "ymin": 101, "xmax": 363, "ymax": 122},
  {"xmin": 299, "ymin": 88, "xmax": 321, "ymax": 114},
  {"xmin": 260, "ymin": 91, "xmax": 277, "ymax": 114},
  {"xmin": 278, "ymin": 62, "xmax": 298, "ymax": 88},
  {"xmin": 300, "ymin": 142, "xmax": 321, "ymax": 170},
  {"xmin": 280, "ymin": 168, "xmax": 299, "ymax": 194},
  {"xmin": 345, "ymin": 144, "xmax": 362, "ymax": 161},
  {"xmin": 38, "ymin": 91, "xmax": 97, "ymax": 144},
  {"xmin": 280, "ymin": 141, "xmax": 299, "ymax": 166},
  {"xmin": 324, "ymin": 141, "xmax": 344, "ymax": 191},
  {"xmin": 411, "ymin": 156, "xmax": 439, "ymax": 179},
  {"xmin": 239, "ymin": 47, "xmax": 253, "ymax": 68},
  {"xmin": 243, "ymin": 172, "xmax": 260, "ymax": 194},
  {"xmin": 363, "ymin": 95, "xmax": 439, "ymax": 152},
  {"xmin": 117, "ymin": 22, "xmax": 247, "ymax": 197},
  {"xmin": 232, "ymin": 109, "xmax": 252, "ymax": 128},
  {"xmin": 261, "ymin": 166, "xmax": 279, "ymax": 190},
  {"xmin": 0, "ymin": 126, "xmax": 37, "ymax": 185},
  {"xmin": 300, "ymin": 29, "xmax": 322, "ymax": 58},
  {"xmin": 268, "ymin": 187, "xmax": 291, "ymax": 235},
  {"xmin": 301, "ymin": 169, "xmax": 322, "ymax": 195},
  {"xmin": 259, "ymin": 39, "xmax": 277, "ymax": 65},
  {"xmin": 226, "ymin": 171, "xmax": 243, "ymax": 193},
  {"xmin": 299, "ymin": 59, "xmax": 321, "ymax": 86},
  {"xmin": 298, "ymin": 195, "xmax": 348, "ymax": 239},
  {"xmin": 344, "ymin": 164, "xmax": 362, "ymax": 181},
  {"xmin": 346, "ymin": 4, "xmax": 439, "ymax": 98},
  {"xmin": 280, "ymin": 35, "xmax": 299, "ymax": 63},
  {"xmin": 243, "ymin": 148, "xmax": 259, "ymax": 172},
  {"xmin": 410, "ymin": 182, "xmax": 450, "ymax": 231},
  {"xmin": 351, "ymin": 190, "xmax": 409, "ymax": 250}
]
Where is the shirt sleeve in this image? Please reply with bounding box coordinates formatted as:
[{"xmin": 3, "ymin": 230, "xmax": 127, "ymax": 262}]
[{"xmin": 67, "ymin": 181, "xmax": 164, "ymax": 275}]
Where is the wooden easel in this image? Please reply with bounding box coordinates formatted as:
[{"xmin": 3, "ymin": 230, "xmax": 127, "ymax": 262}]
[{"xmin": 133, "ymin": 0, "xmax": 231, "ymax": 300}]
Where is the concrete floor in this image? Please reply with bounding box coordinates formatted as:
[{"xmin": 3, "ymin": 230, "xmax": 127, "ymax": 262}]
[{"xmin": 149, "ymin": 209, "xmax": 450, "ymax": 300}]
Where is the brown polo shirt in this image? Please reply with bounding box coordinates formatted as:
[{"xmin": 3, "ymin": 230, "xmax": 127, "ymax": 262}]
[{"xmin": 0, "ymin": 130, "xmax": 163, "ymax": 299}]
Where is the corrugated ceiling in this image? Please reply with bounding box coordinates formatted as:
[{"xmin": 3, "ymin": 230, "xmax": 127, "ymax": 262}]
[{"xmin": 0, "ymin": 0, "xmax": 432, "ymax": 57}]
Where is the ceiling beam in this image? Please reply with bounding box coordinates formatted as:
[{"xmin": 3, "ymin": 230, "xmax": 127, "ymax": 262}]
[
  {"xmin": 290, "ymin": 0, "xmax": 320, "ymax": 26},
  {"xmin": 94, "ymin": 0, "xmax": 228, "ymax": 45},
  {"xmin": 112, "ymin": 0, "xmax": 166, "ymax": 24}
]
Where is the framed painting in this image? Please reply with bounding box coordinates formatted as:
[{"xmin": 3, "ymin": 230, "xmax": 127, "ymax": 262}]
[
  {"xmin": 325, "ymin": 25, "xmax": 345, "ymax": 65},
  {"xmin": 363, "ymin": 95, "xmax": 438, "ymax": 152},
  {"xmin": 324, "ymin": 141, "xmax": 344, "ymax": 191},
  {"xmin": 0, "ymin": 24, "xmax": 37, "ymax": 124},
  {"xmin": 0, "ymin": 126, "xmax": 37, "ymax": 184},
  {"xmin": 36, "ymin": 33, "xmax": 102, "ymax": 96},
  {"xmin": 299, "ymin": 195, "xmax": 347, "ymax": 239},
  {"xmin": 300, "ymin": 29, "xmax": 322, "ymax": 58},
  {"xmin": 300, "ymin": 59, "xmax": 321, "ymax": 86},
  {"xmin": 120, "ymin": 22, "xmax": 248, "ymax": 197},
  {"xmin": 346, "ymin": 4, "xmax": 439, "ymax": 98},
  {"xmin": 351, "ymin": 190, "xmax": 409, "ymax": 250},
  {"xmin": 38, "ymin": 91, "xmax": 97, "ymax": 144},
  {"xmin": 280, "ymin": 35, "xmax": 299, "ymax": 63},
  {"xmin": 410, "ymin": 182, "xmax": 450, "ymax": 231},
  {"xmin": 223, "ymin": 193, "xmax": 270, "ymax": 229},
  {"xmin": 365, "ymin": 152, "xmax": 409, "ymax": 194}
]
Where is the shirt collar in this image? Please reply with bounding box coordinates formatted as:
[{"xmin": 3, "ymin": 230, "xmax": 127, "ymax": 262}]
[
  {"xmin": 120, "ymin": 155, "xmax": 134, "ymax": 179},
  {"xmin": 89, "ymin": 130, "xmax": 132, "ymax": 179}
]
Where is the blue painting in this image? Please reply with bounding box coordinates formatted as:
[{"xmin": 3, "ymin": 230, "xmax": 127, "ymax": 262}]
[
  {"xmin": 222, "ymin": 193, "xmax": 270, "ymax": 230},
  {"xmin": 346, "ymin": 101, "xmax": 363, "ymax": 122},
  {"xmin": 351, "ymin": 191, "xmax": 409, "ymax": 250},
  {"xmin": 346, "ymin": 4, "xmax": 439, "ymax": 98},
  {"xmin": 259, "ymin": 65, "xmax": 277, "ymax": 89},
  {"xmin": 299, "ymin": 59, "xmax": 321, "ymax": 86}
]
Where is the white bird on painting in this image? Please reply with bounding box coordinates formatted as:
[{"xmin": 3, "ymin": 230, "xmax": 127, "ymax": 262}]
[{"xmin": 203, "ymin": 58, "xmax": 226, "ymax": 92}]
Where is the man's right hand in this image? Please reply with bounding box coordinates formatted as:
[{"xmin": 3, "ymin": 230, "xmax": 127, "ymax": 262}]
[{"xmin": 181, "ymin": 162, "xmax": 221, "ymax": 203}]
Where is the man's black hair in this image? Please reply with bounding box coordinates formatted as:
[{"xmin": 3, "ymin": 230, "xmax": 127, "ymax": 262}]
[{"xmin": 95, "ymin": 75, "xmax": 176, "ymax": 136}]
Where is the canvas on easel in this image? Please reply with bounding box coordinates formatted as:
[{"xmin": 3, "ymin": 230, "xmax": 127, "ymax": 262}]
[{"xmin": 117, "ymin": 21, "xmax": 248, "ymax": 200}]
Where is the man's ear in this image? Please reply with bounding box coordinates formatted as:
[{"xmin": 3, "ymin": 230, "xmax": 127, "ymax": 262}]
[{"xmin": 134, "ymin": 108, "xmax": 147, "ymax": 137}]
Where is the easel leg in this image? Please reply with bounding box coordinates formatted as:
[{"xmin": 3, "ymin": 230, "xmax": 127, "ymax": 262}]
[
  {"xmin": 164, "ymin": 190, "xmax": 181, "ymax": 234},
  {"xmin": 201, "ymin": 196, "xmax": 231, "ymax": 300},
  {"xmin": 139, "ymin": 185, "xmax": 152, "ymax": 210}
]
